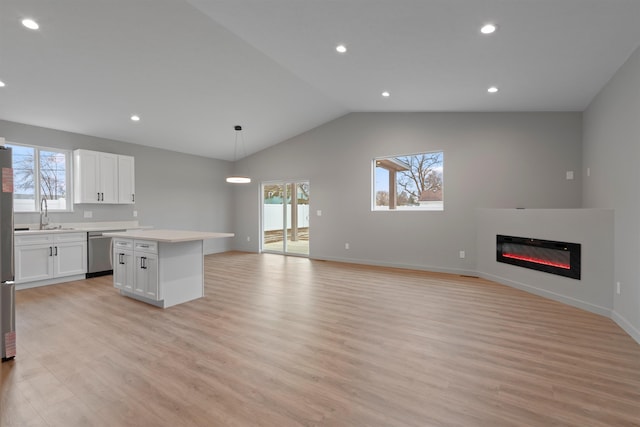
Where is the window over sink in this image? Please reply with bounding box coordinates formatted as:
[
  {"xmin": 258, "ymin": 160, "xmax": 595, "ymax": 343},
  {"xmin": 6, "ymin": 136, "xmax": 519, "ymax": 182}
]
[{"xmin": 6, "ymin": 142, "xmax": 72, "ymax": 212}]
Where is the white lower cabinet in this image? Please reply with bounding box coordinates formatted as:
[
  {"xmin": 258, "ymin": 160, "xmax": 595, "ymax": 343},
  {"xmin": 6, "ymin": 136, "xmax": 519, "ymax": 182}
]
[
  {"xmin": 113, "ymin": 239, "xmax": 134, "ymax": 292},
  {"xmin": 113, "ymin": 238, "xmax": 160, "ymax": 302},
  {"xmin": 134, "ymin": 252, "xmax": 158, "ymax": 300},
  {"xmin": 15, "ymin": 232, "xmax": 87, "ymax": 284}
]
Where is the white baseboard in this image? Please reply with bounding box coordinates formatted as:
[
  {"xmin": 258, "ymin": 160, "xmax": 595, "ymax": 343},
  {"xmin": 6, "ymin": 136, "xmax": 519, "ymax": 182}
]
[
  {"xmin": 477, "ymin": 271, "xmax": 612, "ymax": 317},
  {"xmin": 611, "ymin": 311, "xmax": 640, "ymax": 344},
  {"xmin": 15, "ymin": 274, "xmax": 87, "ymax": 290},
  {"xmin": 311, "ymin": 255, "xmax": 478, "ymax": 277}
]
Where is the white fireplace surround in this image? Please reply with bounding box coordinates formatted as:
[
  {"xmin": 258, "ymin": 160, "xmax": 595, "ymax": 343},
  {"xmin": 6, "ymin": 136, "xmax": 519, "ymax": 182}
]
[{"xmin": 475, "ymin": 208, "xmax": 640, "ymax": 343}]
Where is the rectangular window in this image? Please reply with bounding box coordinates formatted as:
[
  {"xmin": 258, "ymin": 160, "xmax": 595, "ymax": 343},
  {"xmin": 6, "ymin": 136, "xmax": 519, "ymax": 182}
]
[
  {"xmin": 6, "ymin": 143, "xmax": 71, "ymax": 212},
  {"xmin": 373, "ymin": 151, "xmax": 443, "ymax": 211}
]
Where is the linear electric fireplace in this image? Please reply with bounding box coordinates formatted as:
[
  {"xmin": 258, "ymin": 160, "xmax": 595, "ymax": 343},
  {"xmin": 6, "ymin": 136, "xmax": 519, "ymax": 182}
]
[{"xmin": 496, "ymin": 235, "xmax": 581, "ymax": 280}]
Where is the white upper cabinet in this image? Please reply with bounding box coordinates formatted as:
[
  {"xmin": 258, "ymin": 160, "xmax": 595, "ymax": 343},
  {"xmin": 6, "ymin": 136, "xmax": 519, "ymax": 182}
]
[
  {"xmin": 74, "ymin": 149, "xmax": 134, "ymax": 204},
  {"xmin": 118, "ymin": 155, "xmax": 135, "ymax": 204},
  {"xmin": 98, "ymin": 152, "xmax": 119, "ymax": 203}
]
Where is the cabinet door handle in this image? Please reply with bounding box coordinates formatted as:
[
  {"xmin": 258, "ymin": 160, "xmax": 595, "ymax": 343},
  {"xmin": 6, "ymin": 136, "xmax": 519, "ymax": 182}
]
[
  {"xmin": 54, "ymin": 246, "xmax": 58, "ymax": 256},
  {"xmin": 49, "ymin": 246, "xmax": 53, "ymax": 257},
  {"xmin": 140, "ymin": 256, "xmax": 147, "ymax": 269},
  {"xmin": 119, "ymin": 253, "xmax": 124, "ymax": 264},
  {"xmin": 132, "ymin": 194, "xmax": 135, "ymax": 202},
  {"xmin": 97, "ymin": 192, "xmax": 100, "ymax": 201}
]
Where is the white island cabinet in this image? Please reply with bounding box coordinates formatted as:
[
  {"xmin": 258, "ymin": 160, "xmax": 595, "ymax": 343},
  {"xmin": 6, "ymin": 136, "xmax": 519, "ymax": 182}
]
[{"xmin": 106, "ymin": 230, "xmax": 233, "ymax": 308}]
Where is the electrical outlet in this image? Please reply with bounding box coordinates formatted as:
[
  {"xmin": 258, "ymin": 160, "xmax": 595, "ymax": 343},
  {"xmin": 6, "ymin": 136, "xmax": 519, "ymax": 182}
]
[
  {"xmin": 345, "ymin": 243, "xmax": 350, "ymax": 250},
  {"xmin": 587, "ymin": 167, "xmax": 591, "ymax": 177},
  {"xmin": 133, "ymin": 210, "xmax": 137, "ymax": 217},
  {"xmin": 246, "ymin": 236, "xmax": 251, "ymax": 242},
  {"xmin": 459, "ymin": 250, "xmax": 465, "ymax": 259},
  {"xmin": 616, "ymin": 281, "xmax": 621, "ymax": 295},
  {"xmin": 84, "ymin": 210, "xmax": 93, "ymax": 218},
  {"xmin": 566, "ymin": 171, "xmax": 574, "ymax": 180},
  {"xmin": 317, "ymin": 210, "xmax": 322, "ymax": 217}
]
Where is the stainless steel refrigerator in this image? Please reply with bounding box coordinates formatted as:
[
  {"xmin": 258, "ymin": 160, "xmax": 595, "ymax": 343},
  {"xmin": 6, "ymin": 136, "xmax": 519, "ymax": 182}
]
[{"xmin": 1, "ymin": 145, "xmax": 16, "ymax": 362}]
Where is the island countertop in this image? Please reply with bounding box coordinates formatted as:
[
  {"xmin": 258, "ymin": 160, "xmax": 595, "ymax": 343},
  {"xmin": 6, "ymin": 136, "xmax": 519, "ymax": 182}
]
[{"xmin": 104, "ymin": 229, "xmax": 234, "ymax": 243}]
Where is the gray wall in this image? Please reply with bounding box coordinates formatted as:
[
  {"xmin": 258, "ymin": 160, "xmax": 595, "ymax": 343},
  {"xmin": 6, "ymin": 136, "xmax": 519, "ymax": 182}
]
[
  {"xmin": 583, "ymin": 45, "xmax": 640, "ymax": 342},
  {"xmin": 233, "ymin": 112, "xmax": 583, "ymax": 274},
  {"xmin": 476, "ymin": 208, "xmax": 614, "ymax": 316},
  {"xmin": 0, "ymin": 120, "xmax": 234, "ymax": 254}
]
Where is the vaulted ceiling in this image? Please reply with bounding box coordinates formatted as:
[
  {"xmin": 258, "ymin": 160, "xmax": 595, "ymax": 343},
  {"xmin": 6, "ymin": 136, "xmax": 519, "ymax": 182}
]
[{"xmin": 2, "ymin": 1, "xmax": 640, "ymax": 160}]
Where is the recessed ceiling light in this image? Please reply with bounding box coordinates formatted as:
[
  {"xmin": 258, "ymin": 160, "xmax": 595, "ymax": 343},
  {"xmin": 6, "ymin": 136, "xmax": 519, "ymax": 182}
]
[
  {"xmin": 130, "ymin": 115, "xmax": 141, "ymax": 122},
  {"xmin": 480, "ymin": 23, "xmax": 497, "ymax": 34},
  {"xmin": 336, "ymin": 44, "xmax": 347, "ymax": 54},
  {"xmin": 22, "ymin": 18, "xmax": 39, "ymax": 30},
  {"xmin": 0, "ymin": 80, "xmax": 5, "ymax": 88},
  {"xmin": 487, "ymin": 86, "xmax": 499, "ymax": 93},
  {"xmin": 381, "ymin": 91, "xmax": 390, "ymax": 98}
]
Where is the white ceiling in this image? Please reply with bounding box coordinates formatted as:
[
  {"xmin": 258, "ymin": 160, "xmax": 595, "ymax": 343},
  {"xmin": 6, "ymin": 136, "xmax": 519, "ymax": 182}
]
[{"xmin": 1, "ymin": 0, "xmax": 640, "ymax": 161}]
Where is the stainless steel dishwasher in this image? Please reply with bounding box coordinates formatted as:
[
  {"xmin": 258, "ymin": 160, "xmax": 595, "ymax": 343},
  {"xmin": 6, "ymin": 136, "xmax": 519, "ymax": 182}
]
[{"xmin": 87, "ymin": 230, "xmax": 125, "ymax": 278}]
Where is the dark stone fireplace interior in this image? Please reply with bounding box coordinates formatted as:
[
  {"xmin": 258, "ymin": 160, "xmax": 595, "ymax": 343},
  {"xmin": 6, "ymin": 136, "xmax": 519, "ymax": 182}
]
[{"xmin": 496, "ymin": 235, "xmax": 581, "ymax": 280}]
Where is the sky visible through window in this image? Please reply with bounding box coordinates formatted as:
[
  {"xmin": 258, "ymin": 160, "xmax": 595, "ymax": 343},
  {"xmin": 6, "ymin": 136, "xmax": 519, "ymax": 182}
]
[
  {"xmin": 374, "ymin": 151, "xmax": 443, "ymax": 210},
  {"xmin": 7, "ymin": 143, "xmax": 69, "ymax": 212}
]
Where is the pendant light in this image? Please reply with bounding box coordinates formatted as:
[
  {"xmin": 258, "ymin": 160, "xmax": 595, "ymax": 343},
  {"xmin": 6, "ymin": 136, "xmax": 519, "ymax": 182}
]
[{"xmin": 226, "ymin": 125, "xmax": 251, "ymax": 184}]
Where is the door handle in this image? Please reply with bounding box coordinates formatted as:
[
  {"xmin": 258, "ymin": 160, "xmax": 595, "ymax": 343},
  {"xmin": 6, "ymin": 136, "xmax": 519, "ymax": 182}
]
[
  {"xmin": 49, "ymin": 246, "xmax": 53, "ymax": 256},
  {"xmin": 140, "ymin": 256, "xmax": 147, "ymax": 269},
  {"xmin": 54, "ymin": 246, "xmax": 58, "ymax": 256},
  {"xmin": 132, "ymin": 194, "xmax": 135, "ymax": 202}
]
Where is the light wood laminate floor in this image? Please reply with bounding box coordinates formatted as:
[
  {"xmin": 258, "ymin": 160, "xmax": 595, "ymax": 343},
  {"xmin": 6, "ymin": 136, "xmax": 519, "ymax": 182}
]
[{"xmin": 1, "ymin": 252, "xmax": 639, "ymax": 426}]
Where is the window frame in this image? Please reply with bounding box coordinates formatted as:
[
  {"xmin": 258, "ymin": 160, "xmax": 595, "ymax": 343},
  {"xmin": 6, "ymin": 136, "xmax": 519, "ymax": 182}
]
[
  {"xmin": 372, "ymin": 150, "xmax": 444, "ymax": 212},
  {"xmin": 6, "ymin": 141, "xmax": 74, "ymax": 213}
]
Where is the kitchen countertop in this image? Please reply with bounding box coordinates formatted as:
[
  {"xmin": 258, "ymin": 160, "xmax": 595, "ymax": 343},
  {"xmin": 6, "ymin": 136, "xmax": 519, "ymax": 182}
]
[
  {"xmin": 104, "ymin": 229, "xmax": 234, "ymax": 243},
  {"xmin": 14, "ymin": 221, "xmax": 151, "ymax": 235}
]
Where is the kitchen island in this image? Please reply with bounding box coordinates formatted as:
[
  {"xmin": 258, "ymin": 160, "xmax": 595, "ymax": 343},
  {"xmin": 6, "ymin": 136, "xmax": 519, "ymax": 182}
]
[{"xmin": 104, "ymin": 229, "xmax": 234, "ymax": 308}]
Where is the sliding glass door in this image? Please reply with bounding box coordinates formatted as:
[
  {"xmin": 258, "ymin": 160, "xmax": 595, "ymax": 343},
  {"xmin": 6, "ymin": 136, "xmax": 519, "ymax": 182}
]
[{"xmin": 262, "ymin": 181, "xmax": 309, "ymax": 256}]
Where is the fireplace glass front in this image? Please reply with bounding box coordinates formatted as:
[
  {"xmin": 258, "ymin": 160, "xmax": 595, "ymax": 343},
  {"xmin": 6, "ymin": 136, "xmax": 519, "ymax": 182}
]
[{"xmin": 496, "ymin": 235, "xmax": 581, "ymax": 280}]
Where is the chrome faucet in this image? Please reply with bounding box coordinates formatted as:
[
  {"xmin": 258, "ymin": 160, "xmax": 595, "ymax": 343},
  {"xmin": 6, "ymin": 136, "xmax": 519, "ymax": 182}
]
[{"xmin": 39, "ymin": 196, "xmax": 49, "ymax": 230}]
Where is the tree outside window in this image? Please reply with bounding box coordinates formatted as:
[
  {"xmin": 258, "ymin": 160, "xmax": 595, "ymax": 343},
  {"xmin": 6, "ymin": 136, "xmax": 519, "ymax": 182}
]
[
  {"xmin": 7, "ymin": 143, "xmax": 69, "ymax": 212},
  {"xmin": 374, "ymin": 151, "xmax": 443, "ymax": 211}
]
